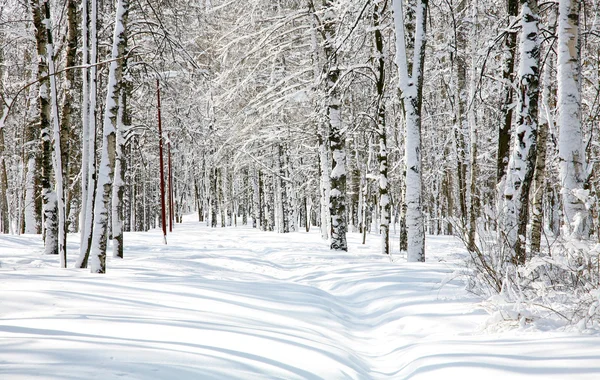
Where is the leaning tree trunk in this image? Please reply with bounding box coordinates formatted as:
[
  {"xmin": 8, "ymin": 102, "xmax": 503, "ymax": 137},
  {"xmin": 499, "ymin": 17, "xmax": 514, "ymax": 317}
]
[
  {"xmin": 503, "ymin": 0, "xmax": 540, "ymax": 265},
  {"xmin": 89, "ymin": 0, "xmax": 129, "ymax": 273},
  {"xmin": 393, "ymin": 0, "xmax": 428, "ymax": 262},
  {"xmin": 557, "ymin": 0, "xmax": 589, "ymax": 238}
]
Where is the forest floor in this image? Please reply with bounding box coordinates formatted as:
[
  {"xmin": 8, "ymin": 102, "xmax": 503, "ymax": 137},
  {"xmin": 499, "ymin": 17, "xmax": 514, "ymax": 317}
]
[{"xmin": 1, "ymin": 215, "xmax": 600, "ymax": 379}]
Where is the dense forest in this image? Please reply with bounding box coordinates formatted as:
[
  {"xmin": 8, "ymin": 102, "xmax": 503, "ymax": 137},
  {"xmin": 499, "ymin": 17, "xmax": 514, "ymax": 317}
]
[{"xmin": 1, "ymin": 0, "xmax": 599, "ymax": 322}]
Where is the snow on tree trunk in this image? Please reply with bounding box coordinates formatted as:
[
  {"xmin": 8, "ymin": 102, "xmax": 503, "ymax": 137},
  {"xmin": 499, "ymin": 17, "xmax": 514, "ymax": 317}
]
[
  {"xmin": 61, "ymin": 0, "xmax": 77, "ymax": 236},
  {"xmin": 277, "ymin": 144, "xmax": 290, "ymax": 233},
  {"xmin": 323, "ymin": 0, "xmax": 347, "ymax": 252},
  {"xmin": 503, "ymin": 0, "xmax": 540, "ymax": 265},
  {"xmin": 112, "ymin": 89, "xmax": 127, "ymax": 259},
  {"xmin": 251, "ymin": 166, "xmax": 261, "ymax": 228},
  {"xmin": 43, "ymin": 0, "xmax": 68, "ymax": 267},
  {"xmin": 24, "ymin": 91, "xmax": 39, "ymax": 235},
  {"xmin": 497, "ymin": 0, "xmax": 519, "ymax": 191},
  {"xmin": 557, "ymin": 0, "xmax": 589, "ymax": 238},
  {"xmin": 31, "ymin": 0, "xmax": 58, "ymax": 257},
  {"xmin": 374, "ymin": 0, "xmax": 389, "ymax": 255},
  {"xmin": 309, "ymin": 0, "xmax": 331, "ymax": 241},
  {"xmin": 467, "ymin": 1, "xmax": 480, "ymax": 250},
  {"xmin": 467, "ymin": 0, "xmax": 479, "ymax": 251},
  {"xmin": 531, "ymin": 30, "xmax": 555, "ymax": 254},
  {"xmin": 210, "ymin": 167, "xmax": 218, "ymax": 227},
  {"xmin": 77, "ymin": 0, "xmax": 98, "ymax": 268},
  {"xmin": 0, "ymin": 38, "xmax": 9, "ymax": 234},
  {"xmin": 89, "ymin": 0, "xmax": 128, "ymax": 273},
  {"xmin": 393, "ymin": 0, "xmax": 427, "ymax": 262},
  {"xmin": 319, "ymin": 129, "xmax": 331, "ymax": 240},
  {"xmin": 454, "ymin": 0, "xmax": 469, "ymax": 230}
]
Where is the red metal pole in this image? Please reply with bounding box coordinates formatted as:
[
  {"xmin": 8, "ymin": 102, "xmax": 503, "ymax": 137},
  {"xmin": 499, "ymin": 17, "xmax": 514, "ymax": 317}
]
[
  {"xmin": 156, "ymin": 79, "xmax": 167, "ymax": 243},
  {"xmin": 168, "ymin": 136, "xmax": 174, "ymax": 231}
]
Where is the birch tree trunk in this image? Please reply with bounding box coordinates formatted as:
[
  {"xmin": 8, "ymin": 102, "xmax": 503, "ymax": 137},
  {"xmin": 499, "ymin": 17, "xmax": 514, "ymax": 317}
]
[
  {"xmin": 557, "ymin": 0, "xmax": 589, "ymax": 238},
  {"xmin": 24, "ymin": 52, "xmax": 41, "ymax": 234},
  {"xmin": 454, "ymin": 0, "xmax": 469, "ymax": 230},
  {"xmin": 497, "ymin": 0, "xmax": 519, "ymax": 192},
  {"xmin": 393, "ymin": 0, "xmax": 428, "ymax": 262},
  {"xmin": 77, "ymin": 0, "xmax": 98, "ymax": 268},
  {"xmin": 323, "ymin": 0, "xmax": 347, "ymax": 251},
  {"xmin": 112, "ymin": 75, "xmax": 129, "ymax": 258},
  {"xmin": 503, "ymin": 0, "xmax": 540, "ymax": 265},
  {"xmin": 0, "ymin": 33, "xmax": 9, "ymax": 234},
  {"xmin": 374, "ymin": 0, "xmax": 390, "ymax": 255},
  {"xmin": 44, "ymin": 0, "xmax": 68, "ymax": 267},
  {"xmin": 531, "ymin": 24, "xmax": 555, "ymax": 254},
  {"xmin": 31, "ymin": 0, "xmax": 58, "ymax": 257},
  {"xmin": 467, "ymin": 0, "xmax": 479, "ymax": 251},
  {"xmin": 60, "ymin": 0, "xmax": 78, "ymax": 237},
  {"xmin": 89, "ymin": 0, "xmax": 129, "ymax": 273}
]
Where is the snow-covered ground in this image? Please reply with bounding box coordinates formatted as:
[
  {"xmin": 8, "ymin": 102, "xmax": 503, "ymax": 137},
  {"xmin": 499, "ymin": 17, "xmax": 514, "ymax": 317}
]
[{"xmin": 1, "ymin": 216, "xmax": 600, "ymax": 379}]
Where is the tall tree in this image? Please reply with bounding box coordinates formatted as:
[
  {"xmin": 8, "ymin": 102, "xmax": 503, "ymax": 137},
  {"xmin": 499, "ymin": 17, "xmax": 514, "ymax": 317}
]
[
  {"xmin": 393, "ymin": 0, "xmax": 428, "ymax": 262},
  {"xmin": 557, "ymin": 0, "xmax": 589, "ymax": 238},
  {"xmin": 503, "ymin": 0, "xmax": 540, "ymax": 265},
  {"xmin": 31, "ymin": 0, "xmax": 58, "ymax": 257},
  {"xmin": 497, "ymin": 0, "xmax": 519, "ymax": 190},
  {"xmin": 0, "ymin": 24, "xmax": 9, "ymax": 234},
  {"xmin": 77, "ymin": 0, "xmax": 98, "ymax": 268},
  {"xmin": 323, "ymin": 0, "xmax": 348, "ymax": 251},
  {"xmin": 89, "ymin": 0, "xmax": 129, "ymax": 273},
  {"xmin": 373, "ymin": 0, "xmax": 390, "ymax": 255}
]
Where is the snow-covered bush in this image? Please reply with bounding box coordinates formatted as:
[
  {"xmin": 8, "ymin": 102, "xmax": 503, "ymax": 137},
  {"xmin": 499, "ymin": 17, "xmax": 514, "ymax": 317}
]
[{"xmin": 456, "ymin": 219, "xmax": 600, "ymax": 331}]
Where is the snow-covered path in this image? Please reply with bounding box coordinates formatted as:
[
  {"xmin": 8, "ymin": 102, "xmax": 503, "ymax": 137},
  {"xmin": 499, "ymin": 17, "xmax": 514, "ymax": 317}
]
[{"xmin": 1, "ymin": 218, "xmax": 600, "ymax": 379}]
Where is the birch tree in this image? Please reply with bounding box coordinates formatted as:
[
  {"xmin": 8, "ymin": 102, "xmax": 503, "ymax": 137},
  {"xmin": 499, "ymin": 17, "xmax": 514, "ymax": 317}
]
[
  {"xmin": 503, "ymin": 0, "xmax": 540, "ymax": 265},
  {"xmin": 497, "ymin": 0, "xmax": 519, "ymax": 189},
  {"xmin": 77, "ymin": 0, "xmax": 98, "ymax": 268},
  {"xmin": 43, "ymin": 0, "xmax": 67, "ymax": 267},
  {"xmin": 31, "ymin": 0, "xmax": 59, "ymax": 258},
  {"xmin": 323, "ymin": 0, "xmax": 347, "ymax": 251},
  {"xmin": 373, "ymin": 0, "xmax": 390, "ymax": 255},
  {"xmin": 0, "ymin": 26, "xmax": 9, "ymax": 234},
  {"xmin": 557, "ymin": 0, "xmax": 589, "ymax": 238},
  {"xmin": 392, "ymin": 0, "xmax": 427, "ymax": 262},
  {"xmin": 89, "ymin": 0, "xmax": 129, "ymax": 273}
]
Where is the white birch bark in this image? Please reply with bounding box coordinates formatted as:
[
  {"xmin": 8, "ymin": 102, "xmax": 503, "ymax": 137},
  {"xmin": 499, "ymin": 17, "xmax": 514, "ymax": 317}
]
[
  {"xmin": 319, "ymin": 130, "xmax": 331, "ymax": 240},
  {"xmin": 374, "ymin": 0, "xmax": 389, "ymax": 255},
  {"xmin": 77, "ymin": 0, "xmax": 98, "ymax": 268},
  {"xmin": 503, "ymin": 0, "xmax": 540, "ymax": 264},
  {"xmin": 24, "ymin": 154, "xmax": 38, "ymax": 234},
  {"xmin": 31, "ymin": 0, "xmax": 58, "ymax": 257},
  {"xmin": 79, "ymin": 0, "xmax": 90, "ymax": 249},
  {"xmin": 467, "ymin": 0, "xmax": 479, "ymax": 251},
  {"xmin": 557, "ymin": 0, "xmax": 589, "ymax": 238},
  {"xmin": 43, "ymin": 0, "xmax": 67, "ymax": 267},
  {"xmin": 89, "ymin": 0, "xmax": 128, "ymax": 273},
  {"xmin": 321, "ymin": 0, "xmax": 347, "ymax": 251},
  {"xmin": 112, "ymin": 90, "xmax": 126, "ymax": 258},
  {"xmin": 393, "ymin": 0, "xmax": 427, "ymax": 262}
]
